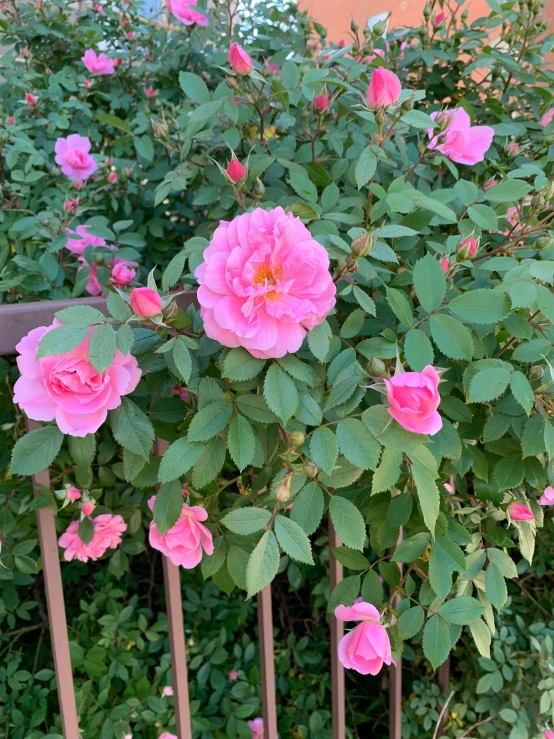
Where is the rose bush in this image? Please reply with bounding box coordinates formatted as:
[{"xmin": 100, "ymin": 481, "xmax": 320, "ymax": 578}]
[{"xmin": 3, "ymin": 0, "xmax": 554, "ymax": 736}]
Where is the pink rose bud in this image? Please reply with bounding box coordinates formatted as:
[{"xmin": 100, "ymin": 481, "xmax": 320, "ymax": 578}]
[
  {"xmin": 74, "ymin": 180, "xmax": 84, "ymax": 190},
  {"xmin": 81, "ymin": 501, "xmax": 96, "ymax": 517},
  {"xmin": 228, "ymin": 670, "xmax": 238, "ymax": 681},
  {"xmin": 108, "ymin": 171, "xmax": 118, "ymax": 184},
  {"xmin": 111, "ymin": 263, "xmax": 136, "ymax": 286},
  {"xmin": 66, "ymin": 487, "xmax": 82, "ymax": 501},
  {"xmin": 6, "ymin": 116, "xmax": 15, "ymax": 125},
  {"xmin": 127, "ymin": 30, "xmax": 134, "ymax": 40},
  {"xmin": 114, "ymin": 58, "xmax": 123, "ymax": 67},
  {"xmin": 484, "ymin": 179, "xmax": 497, "ymax": 190},
  {"xmin": 366, "ymin": 68, "xmax": 402, "ymax": 110},
  {"xmin": 247, "ymin": 718, "xmax": 264, "ymax": 739},
  {"xmin": 544, "ymin": 731, "xmax": 554, "ymax": 739},
  {"xmin": 508, "ymin": 502, "xmax": 534, "ymax": 521},
  {"xmin": 64, "ymin": 199, "xmax": 79, "ymax": 214},
  {"xmin": 121, "ymin": 17, "xmax": 127, "ymax": 25},
  {"xmin": 432, "ymin": 11, "xmax": 446, "ymax": 25},
  {"xmin": 182, "ymin": 486, "xmax": 190, "ymax": 497},
  {"xmin": 384, "ymin": 366, "xmax": 442, "ymax": 435},
  {"xmin": 440, "ymin": 257, "xmax": 450, "ymax": 274},
  {"xmin": 338, "ymin": 39, "xmax": 345, "ymax": 48},
  {"xmin": 105, "ymin": 157, "xmax": 113, "ymax": 166},
  {"xmin": 538, "ymin": 486, "xmax": 554, "ymax": 506},
  {"xmin": 541, "ymin": 108, "xmax": 554, "ymax": 128},
  {"xmin": 130, "ymin": 287, "xmax": 162, "ymax": 317},
  {"xmin": 146, "ymin": 87, "xmax": 155, "ymax": 97},
  {"xmin": 26, "ymin": 93, "xmax": 37, "ymax": 104},
  {"xmin": 269, "ymin": 63, "xmax": 279, "ymax": 74},
  {"xmin": 457, "ymin": 236, "xmax": 478, "ymax": 260},
  {"xmin": 228, "ymin": 42, "xmax": 253, "ymax": 75},
  {"xmin": 83, "ymin": 79, "xmax": 92, "ymax": 88},
  {"xmin": 226, "ymin": 158, "xmax": 246, "ymax": 184},
  {"xmin": 96, "ymin": 4, "xmax": 103, "ymax": 11},
  {"xmin": 162, "ymin": 685, "xmax": 174, "ymax": 697},
  {"xmin": 335, "ymin": 601, "xmax": 394, "ymax": 675},
  {"xmin": 21, "ymin": 47, "xmax": 30, "ymax": 58},
  {"xmin": 314, "ymin": 93, "xmax": 330, "ymax": 113},
  {"xmin": 507, "ymin": 142, "xmax": 519, "ymax": 156}
]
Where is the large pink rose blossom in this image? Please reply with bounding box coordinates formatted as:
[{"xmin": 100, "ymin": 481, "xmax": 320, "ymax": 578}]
[
  {"xmin": 81, "ymin": 49, "xmax": 115, "ymax": 75},
  {"xmin": 58, "ymin": 514, "xmax": 126, "ymax": 562},
  {"xmin": 13, "ymin": 320, "xmax": 141, "ymax": 436},
  {"xmin": 427, "ymin": 108, "xmax": 494, "ymax": 165},
  {"xmin": 247, "ymin": 718, "xmax": 264, "ymax": 739},
  {"xmin": 366, "ymin": 68, "xmax": 402, "ymax": 109},
  {"xmin": 335, "ymin": 601, "xmax": 394, "ymax": 675},
  {"xmin": 66, "ymin": 224, "xmax": 107, "ymax": 255},
  {"xmin": 167, "ymin": 0, "xmax": 208, "ymax": 25},
  {"xmin": 148, "ymin": 496, "xmax": 213, "ymax": 568},
  {"xmin": 384, "ymin": 365, "xmax": 442, "ymax": 435},
  {"xmin": 194, "ymin": 207, "xmax": 336, "ymax": 359},
  {"xmin": 55, "ymin": 135, "xmax": 98, "ymax": 181},
  {"xmin": 538, "ymin": 486, "xmax": 554, "ymax": 505}
]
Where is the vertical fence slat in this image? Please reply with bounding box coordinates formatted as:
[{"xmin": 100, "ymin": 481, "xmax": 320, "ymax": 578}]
[
  {"xmin": 390, "ymin": 528, "xmax": 403, "ymax": 739},
  {"xmin": 26, "ymin": 419, "xmax": 80, "ymax": 739},
  {"xmin": 257, "ymin": 586, "xmax": 278, "ymax": 739},
  {"xmin": 155, "ymin": 437, "xmax": 192, "ymax": 739},
  {"xmin": 328, "ymin": 519, "xmax": 346, "ymax": 739}
]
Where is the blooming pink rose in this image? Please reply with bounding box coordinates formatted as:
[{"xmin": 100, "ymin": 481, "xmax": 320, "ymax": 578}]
[
  {"xmin": 247, "ymin": 718, "xmax": 264, "ymax": 739},
  {"xmin": 107, "ymin": 171, "xmax": 118, "ymax": 184},
  {"xmin": 13, "ymin": 319, "xmax": 141, "ymax": 436},
  {"xmin": 81, "ymin": 501, "xmax": 96, "ymax": 516},
  {"xmin": 148, "ymin": 496, "xmax": 214, "ymax": 568},
  {"xmin": 26, "ymin": 92, "xmax": 37, "ymax": 104},
  {"xmin": 111, "ymin": 263, "xmax": 136, "ymax": 286},
  {"xmin": 195, "ymin": 207, "xmax": 336, "ymax": 359},
  {"xmin": 58, "ymin": 513, "xmax": 126, "ymax": 562},
  {"xmin": 55, "ymin": 135, "xmax": 98, "ymax": 181},
  {"xmin": 66, "ymin": 486, "xmax": 82, "ymax": 501},
  {"xmin": 314, "ymin": 93, "xmax": 330, "ymax": 112},
  {"xmin": 130, "ymin": 287, "xmax": 162, "ymax": 317},
  {"xmin": 82, "ymin": 49, "xmax": 114, "ymax": 75},
  {"xmin": 457, "ymin": 237, "xmax": 478, "ymax": 259},
  {"xmin": 335, "ymin": 601, "xmax": 393, "ymax": 675},
  {"xmin": 226, "ymin": 158, "xmax": 246, "ymax": 183},
  {"xmin": 167, "ymin": 0, "xmax": 208, "ymax": 25},
  {"xmin": 541, "ymin": 108, "xmax": 554, "ymax": 127},
  {"xmin": 228, "ymin": 42, "xmax": 253, "ymax": 75},
  {"xmin": 66, "ymin": 224, "xmax": 107, "ymax": 256},
  {"xmin": 366, "ymin": 68, "xmax": 401, "ymax": 109},
  {"xmin": 162, "ymin": 685, "xmax": 174, "ymax": 697},
  {"xmin": 538, "ymin": 486, "xmax": 554, "ymax": 506},
  {"xmin": 427, "ymin": 108, "xmax": 494, "ymax": 165},
  {"xmin": 228, "ymin": 670, "xmax": 238, "ymax": 681},
  {"xmin": 432, "ymin": 11, "xmax": 446, "ymax": 25},
  {"xmin": 440, "ymin": 257, "xmax": 450, "ymax": 274},
  {"xmin": 508, "ymin": 502, "xmax": 534, "ymax": 521},
  {"xmin": 384, "ymin": 365, "xmax": 442, "ymax": 435}
]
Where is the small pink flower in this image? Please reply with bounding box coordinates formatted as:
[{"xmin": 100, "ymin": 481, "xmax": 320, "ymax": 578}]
[
  {"xmin": 66, "ymin": 225, "xmax": 106, "ymax": 256},
  {"xmin": 83, "ymin": 79, "xmax": 92, "ymax": 88},
  {"xmin": 6, "ymin": 116, "xmax": 15, "ymax": 125},
  {"xmin": 148, "ymin": 496, "xmax": 214, "ymax": 568},
  {"xmin": 95, "ymin": 4, "xmax": 103, "ymax": 11},
  {"xmin": 508, "ymin": 502, "xmax": 534, "ymax": 521},
  {"xmin": 81, "ymin": 501, "xmax": 96, "ymax": 517},
  {"xmin": 540, "ymin": 108, "xmax": 554, "ymax": 127},
  {"xmin": 127, "ymin": 31, "xmax": 134, "ymax": 40},
  {"xmin": 58, "ymin": 513, "xmax": 126, "ymax": 562},
  {"xmin": 13, "ymin": 319, "xmax": 141, "ymax": 436},
  {"xmin": 64, "ymin": 199, "xmax": 79, "ymax": 214},
  {"xmin": 194, "ymin": 207, "xmax": 336, "ymax": 359},
  {"xmin": 443, "ymin": 482, "xmax": 454, "ymax": 493},
  {"xmin": 21, "ymin": 47, "xmax": 30, "ymax": 58},
  {"xmin": 363, "ymin": 48, "xmax": 385, "ymax": 64},
  {"xmin": 457, "ymin": 237, "xmax": 478, "ymax": 259},
  {"xmin": 314, "ymin": 93, "xmax": 330, "ymax": 113},
  {"xmin": 130, "ymin": 287, "xmax": 162, "ymax": 318},
  {"xmin": 167, "ymin": 0, "xmax": 208, "ymax": 25},
  {"xmin": 247, "ymin": 718, "xmax": 264, "ymax": 739},
  {"xmin": 161, "ymin": 686, "xmax": 174, "ymax": 697},
  {"xmin": 440, "ymin": 257, "xmax": 450, "ymax": 274},
  {"xmin": 226, "ymin": 158, "xmax": 246, "ymax": 183},
  {"xmin": 55, "ymin": 135, "xmax": 98, "ymax": 181},
  {"xmin": 484, "ymin": 179, "xmax": 497, "ymax": 190},
  {"xmin": 228, "ymin": 42, "xmax": 253, "ymax": 75},
  {"xmin": 74, "ymin": 180, "xmax": 84, "ymax": 191},
  {"xmin": 507, "ymin": 142, "xmax": 519, "ymax": 156},
  {"xmin": 146, "ymin": 87, "xmax": 155, "ymax": 97},
  {"xmin": 538, "ymin": 486, "xmax": 554, "ymax": 506},
  {"xmin": 114, "ymin": 58, "xmax": 123, "ymax": 68},
  {"xmin": 267, "ymin": 58, "xmax": 279, "ymax": 74},
  {"xmin": 174, "ymin": 385, "xmax": 190, "ymax": 402},
  {"xmin": 107, "ymin": 171, "xmax": 118, "ymax": 184},
  {"xmin": 544, "ymin": 731, "xmax": 554, "ymax": 739},
  {"xmin": 428, "ymin": 108, "xmax": 494, "ymax": 165},
  {"xmin": 338, "ymin": 40, "xmax": 345, "ymax": 48},
  {"xmin": 26, "ymin": 92, "xmax": 37, "ymax": 105},
  {"xmin": 366, "ymin": 68, "xmax": 401, "ymax": 109},
  {"xmin": 66, "ymin": 487, "xmax": 82, "ymax": 501},
  {"xmin": 432, "ymin": 11, "xmax": 446, "ymax": 26},
  {"xmin": 105, "ymin": 157, "xmax": 113, "ymax": 167},
  {"xmin": 111, "ymin": 262, "xmax": 136, "ymax": 286},
  {"xmin": 159, "ymin": 734, "xmax": 178, "ymax": 739},
  {"xmin": 384, "ymin": 366, "xmax": 442, "ymax": 436},
  {"xmin": 82, "ymin": 49, "xmax": 114, "ymax": 75},
  {"xmin": 121, "ymin": 17, "xmax": 127, "ymax": 25},
  {"xmin": 335, "ymin": 601, "xmax": 394, "ymax": 675},
  {"xmin": 228, "ymin": 670, "xmax": 238, "ymax": 681}
]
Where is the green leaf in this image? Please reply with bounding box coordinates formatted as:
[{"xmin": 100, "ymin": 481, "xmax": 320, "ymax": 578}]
[
  {"xmin": 158, "ymin": 437, "xmax": 203, "ymax": 483},
  {"xmin": 428, "ymin": 546, "xmax": 452, "ymax": 600},
  {"xmin": 289, "ymin": 172, "xmax": 318, "ymax": 202},
  {"xmin": 324, "ymin": 375, "xmax": 359, "ymax": 411},
  {"xmin": 295, "ymin": 393, "xmax": 323, "ymax": 426},
  {"xmin": 467, "ymin": 204, "xmax": 498, "ymax": 230},
  {"xmin": 544, "ymin": 419, "xmax": 554, "ymax": 458},
  {"xmin": 484, "ymin": 179, "xmax": 533, "ymax": 203},
  {"xmin": 509, "ymin": 371, "xmax": 534, "ymax": 416},
  {"xmin": 449, "ymin": 289, "xmax": 511, "ymax": 324},
  {"xmin": 88, "ymin": 323, "xmax": 116, "ymax": 373},
  {"xmin": 329, "ymin": 497, "xmax": 365, "ymax": 551},
  {"xmin": 274, "ymin": 515, "xmax": 313, "ymax": 564},
  {"xmin": 107, "ymin": 290, "xmax": 131, "ymax": 322},
  {"xmin": 227, "ymin": 546, "xmax": 249, "ymax": 590},
  {"xmin": 55, "ymin": 305, "xmax": 105, "ymax": 324},
  {"xmin": 223, "ymin": 348, "xmax": 266, "ymax": 382},
  {"xmin": 485, "ymin": 563, "xmax": 508, "ymax": 611},
  {"xmin": 310, "ymin": 427, "xmax": 338, "ymax": 475},
  {"xmin": 187, "ymin": 401, "xmax": 233, "ymax": 442},
  {"xmin": 116, "ymin": 324, "xmax": 134, "ymax": 355},
  {"xmin": 469, "ymin": 368, "xmax": 511, "ymax": 403},
  {"xmin": 227, "ymin": 415, "xmax": 255, "ymax": 472},
  {"xmin": 361, "ymin": 569, "xmax": 384, "ymax": 606},
  {"xmin": 162, "ymin": 251, "xmax": 188, "ymax": 292},
  {"xmin": 134, "ymin": 135, "xmax": 154, "ymax": 162},
  {"xmin": 340, "ymin": 308, "xmax": 365, "ymax": 338},
  {"xmin": 222, "ymin": 507, "xmax": 272, "ymax": 535},
  {"xmin": 192, "ymin": 437, "xmax": 226, "ymax": 488},
  {"xmin": 508, "ymin": 281, "xmax": 538, "ymax": 309},
  {"xmin": 110, "ymin": 399, "xmax": 155, "ymax": 459},
  {"xmin": 307, "ymin": 321, "xmax": 330, "ymax": 361},
  {"xmin": 36, "ymin": 324, "xmax": 91, "ymax": 358},
  {"xmin": 429, "ymin": 315, "xmax": 473, "ymax": 360},
  {"xmin": 201, "ymin": 537, "xmax": 228, "ymax": 579},
  {"xmin": 123, "ymin": 449, "xmax": 146, "ymax": 482},
  {"xmin": 522, "ymin": 414, "xmax": 546, "ymax": 458},
  {"xmin": 179, "ymin": 71, "xmax": 211, "ymax": 104},
  {"xmin": 236, "ymin": 394, "xmax": 278, "ymax": 424},
  {"xmin": 412, "ymin": 462, "xmax": 440, "ymax": 533},
  {"xmin": 439, "ymin": 596, "xmax": 486, "ymax": 625},
  {"xmin": 398, "ymin": 606, "xmax": 425, "ymax": 639},
  {"xmin": 353, "ymin": 286, "xmax": 376, "ymax": 316},
  {"xmin": 423, "ymin": 615, "xmax": 451, "ymax": 670},
  {"xmin": 336, "ymin": 419, "xmax": 380, "ymax": 471},
  {"xmin": 355, "ymin": 147, "xmax": 377, "ymax": 189},
  {"xmin": 469, "ymin": 619, "xmax": 491, "ymax": 659},
  {"xmin": 246, "ymin": 530, "xmax": 280, "ymax": 598},
  {"xmin": 173, "ymin": 337, "xmax": 192, "ymax": 383},
  {"xmin": 264, "ymin": 364, "xmax": 299, "ymax": 424},
  {"xmin": 277, "ymin": 355, "xmax": 314, "ymax": 386},
  {"xmin": 413, "ymin": 254, "xmax": 446, "ymax": 313},
  {"xmin": 290, "ymin": 482, "xmax": 324, "ymax": 535},
  {"xmin": 153, "ymin": 480, "xmax": 183, "ymax": 535},
  {"xmin": 328, "ymin": 575, "xmax": 361, "ymax": 613},
  {"xmin": 386, "ymin": 287, "xmax": 413, "ymax": 327},
  {"xmin": 372, "ymin": 449, "xmax": 402, "ymax": 493},
  {"xmin": 332, "ymin": 546, "xmax": 371, "ymax": 570},
  {"xmin": 68, "ymin": 434, "xmax": 96, "ymax": 467},
  {"xmin": 78, "ymin": 516, "xmax": 95, "ymax": 545},
  {"xmin": 493, "ymin": 456, "xmax": 524, "ymax": 490},
  {"xmin": 96, "ymin": 112, "xmax": 133, "ymax": 134},
  {"xmin": 487, "ymin": 548, "xmax": 517, "ymax": 578},
  {"xmin": 388, "ymin": 492, "xmax": 413, "ymax": 526},
  {"xmin": 405, "ymin": 328, "xmax": 435, "ymax": 371},
  {"xmin": 10, "ymin": 426, "xmax": 64, "ymax": 476},
  {"xmin": 392, "ymin": 533, "xmax": 430, "ymax": 562}
]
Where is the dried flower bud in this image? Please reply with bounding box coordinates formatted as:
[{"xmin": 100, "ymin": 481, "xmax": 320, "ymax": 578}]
[
  {"xmin": 530, "ymin": 364, "xmax": 544, "ymax": 381},
  {"xmin": 274, "ymin": 478, "xmax": 291, "ymax": 502},
  {"xmin": 302, "ymin": 461, "xmax": 318, "ymax": 477},
  {"xmin": 226, "ymin": 76, "xmax": 239, "ymax": 89},
  {"xmin": 254, "ymin": 178, "xmax": 265, "ymax": 198}
]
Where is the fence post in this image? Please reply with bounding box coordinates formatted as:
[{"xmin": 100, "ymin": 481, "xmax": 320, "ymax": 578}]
[
  {"xmin": 25, "ymin": 419, "xmax": 80, "ymax": 739},
  {"xmin": 257, "ymin": 586, "xmax": 278, "ymax": 739},
  {"xmin": 328, "ymin": 519, "xmax": 346, "ymax": 739}
]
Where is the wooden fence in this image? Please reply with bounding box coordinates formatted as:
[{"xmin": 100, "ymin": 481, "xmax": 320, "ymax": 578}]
[{"xmin": 0, "ymin": 295, "xmax": 451, "ymax": 738}]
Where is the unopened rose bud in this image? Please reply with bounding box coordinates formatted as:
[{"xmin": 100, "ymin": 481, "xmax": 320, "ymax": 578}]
[
  {"xmin": 108, "ymin": 171, "xmax": 118, "ymax": 184},
  {"xmin": 351, "ymin": 19, "xmax": 359, "ymax": 33},
  {"xmin": 226, "ymin": 76, "xmax": 240, "ymax": 89},
  {"xmin": 146, "ymin": 87, "xmax": 155, "ymax": 98},
  {"xmin": 289, "ymin": 431, "xmax": 305, "ymax": 448},
  {"xmin": 64, "ymin": 199, "xmax": 79, "ymax": 214},
  {"xmin": 368, "ymin": 357, "xmax": 386, "ymax": 376},
  {"xmin": 253, "ymin": 178, "xmax": 265, "ymax": 197},
  {"xmin": 401, "ymin": 97, "xmax": 415, "ymax": 112},
  {"xmin": 484, "ymin": 179, "xmax": 497, "ymax": 190},
  {"xmin": 21, "ymin": 47, "xmax": 30, "ymax": 58},
  {"xmin": 375, "ymin": 108, "xmax": 387, "ymax": 125},
  {"xmin": 314, "ymin": 93, "xmax": 330, "ymax": 113},
  {"xmin": 507, "ymin": 142, "xmax": 519, "ymax": 156},
  {"xmin": 163, "ymin": 299, "xmax": 179, "ymax": 322},
  {"xmin": 154, "ymin": 121, "xmax": 169, "ymax": 138},
  {"xmin": 114, "ymin": 58, "xmax": 123, "ymax": 68},
  {"xmin": 303, "ymin": 461, "xmax": 318, "ymax": 477},
  {"xmin": 432, "ymin": 11, "xmax": 446, "ymax": 26},
  {"xmin": 535, "ymin": 235, "xmax": 553, "ymax": 250},
  {"xmin": 83, "ymin": 79, "xmax": 92, "ymax": 88},
  {"xmin": 274, "ymin": 478, "xmax": 291, "ymax": 502},
  {"xmin": 461, "ymin": 8, "xmax": 469, "ymax": 20},
  {"xmin": 111, "ymin": 262, "xmax": 136, "ymax": 286},
  {"xmin": 423, "ymin": 4, "xmax": 432, "ymax": 19},
  {"xmin": 66, "ymin": 486, "xmax": 82, "ymax": 502},
  {"xmin": 81, "ymin": 501, "xmax": 95, "ymax": 517},
  {"xmin": 372, "ymin": 19, "xmax": 387, "ymax": 36},
  {"xmin": 26, "ymin": 92, "xmax": 37, "ymax": 105},
  {"xmin": 440, "ymin": 257, "xmax": 450, "ymax": 274},
  {"xmin": 121, "ymin": 17, "xmax": 127, "ymax": 26},
  {"xmin": 74, "ymin": 180, "xmax": 84, "ymax": 191},
  {"xmin": 130, "ymin": 287, "xmax": 162, "ymax": 317},
  {"xmin": 127, "ymin": 31, "xmax": 134, "ymax": 40},
  {"xmin": 226, "ymin": 157, "xmax": 247, "ymax": 184},
  {"xmin": 351, "ymin": 232, "xmax": 373, "ymax": 258},
  {"xmin": 228, "ymin": 42, "xmax": 253, "ymax": 75},
  {"xmin": 457, "ymin": 237, "xmax": 478, "ymax": 261},
  {"xmin": 530, "ymin": 364, "xmax": 544, "ymax": 381},
  {"xmin": 6, "ymin": 116, "xmax": 15, "ymax": 126}
]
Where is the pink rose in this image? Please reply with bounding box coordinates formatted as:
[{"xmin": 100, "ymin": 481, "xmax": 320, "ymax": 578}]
[
  {"xmin": 440, "ymin": 257, "xmax": 450, "ymax": 274},
  {"xmin": 508, "ymin": 502, "xmax": 534, "ymax": 521},
  {"xmin": 64, "ymin": 199, "xmax": 79, "ymax": 214},
  {"xmin": 544, "ymin": 731, "xmax": 554, "ymax": 739},
  {"xmin": 384, "ymin": 365, "xmax": 442, "ymax": 435},
  {"xmin": 457, "ymin": 236, "xmax": 478, "ymax": 260},
  {"xmin": 130, "ymin": 287, "xmax": 162, "ymax": 317},
  {"xmin": 146, "ymin": 87, "xmax": 155, "ymax": 97},
  {"xmin": 81, "ymin": 49, "xmax": 114, "ymax": 75},
  {"xmin": 126, "ymin": 31, "xmax": 134, "ymax": 40},
  {"xmin": 55, "ymin": 135, "xmax": 98, "ymax": 181},
  {"xmin": 484, "ymin": 179, "xmax": 497, "ymax": 190},
  {"xmin": 81, "ymin": 501, "xmax": 96, "ymax": 516},
  {"xmin": 66, "ymin": 486, "xmax": 82, "ymax": 501},
  {"xmin": 66, "ymin": 224, "xmax": 106, "ymax": 256},
  {"xmin": 108, "ymin": 171, "xmax": 118, "ymax": 184},
  {"xmin": 13, "ymin": 319, "xmax": 141, "ymax": 436},
  {"xmin": 541, "ymin": 108, "xmax": 554, "ymax": 127},
  {"xmin": 432, "ymin": 11, "xmax": 446, "ymax": 25},
  {"xmin": 114, "ymin": 58, "xmax": 123, "ymax": 68},
  {"xmin": 74, "ymin": 180, "xmax": 84, "ymax": 190},
  {"xmin": 538, "ymin": 486, "xmax": 554, "ymax": 505},
  {"xmin": 111, "ymin": 262, "xmax": 136, "ymax": 286},
  {"xmin": 226, "ymin": 158, "xmax": 246, "ymax": 183},
  {"xmin": 314, "ymin": 93, "xmax": 330, "ymax": 112},
  {"xmin": 167, "ymin": 0, "xmax": 208, "ymax": 25},
  {"xmin": 83, "ymin": 79, "xmax": 91, "ymax": 88},
  {"xmin": 161, "ymin": 685, "xmax": 174, "ymax": 697},
  {"xmin": 148, "ymin": 496, "xmax": 214, "ymax": 568},
  {"xmin": 58, "ymin": 513, "xmax": 126, "ymax": 562},
  {"xmin": 194, "ymin": 207, "xmax": 336, "ymax": 359},
  {"xmin": 366, "ymin": 68, "xmax": 401, "ymax": 109},
  {"xmin": 21, "ymin": 47, "xmax": 30, "ymax": 58},
  {"xmin": 228, "ymin": 42, "xmax": 253, "ymax": 75},
  {"xmin": 247, "ymin": 718, "xmax": 264, "ymax": 739},
  {"xmin": 26, "ymin": 92, "xmax": 37, "ymax": 104},
  {"xmin": 335, "ymin": 601, "xmax": 393, "ymax": 675},
  {"xmin": 159, "ymin": 734, "xmax": 178, "ymax": 739},
  {"xmin": 6, "ymin": 116, "xmax": 15, "ymax": 125},
  {"xmin": 228, "ymin": 670, "xmax": 238, "ymax": 681},
  {"xmin": 427, "ymin": 108, "xmax": 494, "ymax": 165}
]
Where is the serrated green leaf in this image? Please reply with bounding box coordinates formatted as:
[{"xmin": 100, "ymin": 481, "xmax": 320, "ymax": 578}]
[
  {"xmin": 430, "ymin": 314, "xmax": 473, "ymax": 360},
  {"xmin": 179, "ymin": 71, "xmax": 211, "ymax": 104},
  {"xmin": 191, "ymin": 436, "xmax": 226, "ymax": 488},
  {"xmin": 392, "ymin": 532, "xmax": 430, "ymax": 562},
  {"xmin": 469, "ymin": 619, "xmax": 491, "ymax": 659},
  {"xmin": 372, "ymin": 449, "xmax": 402, "ymax": 493},
  {"xmin": 508, "ymin": 281, "xmax": 538, "ymax": 309},
  {"xmin": 449, "ymin": 289, "xmax": 511, "ymax": 324},
  {"xmin": 353, "ymin": 286, "xmax": 376, "ymax": 316},
  {"xmin": 274, "ymin": 515, "xmax": 313, "ymax": 564},
  {"xmin": 110, "ymin": 399, "xmax": 154, "ymax": 459},
  {"xmin": 522, "ymin": 414, "xmax": 546, "ymax": 458},
  {"xmin": 423, "ymin": 615, "xmax": 451, "ymax": 670},
  {"xmin": 439, "ymin": 596, "xmax": 486, "ymax": 624},
  {"xmin": 153, "ymin": 480, "xmax": 183, "ymax": 535},
  {"xmin": 78, "ymin": 516, "xmax": 95, "ymax": 545},
  {"xmin": 88, "ymin": 323, "xmax": 116, "ymax": 373},
  {"xmin": 485, "ymin": 563, "xmax": 508, "ymax": 611},
  {"xmin": 398, "ymin": 606, "xmax": 425, "ymax": 639},
  {"xmin": 411, "ymin": 462, "xmax": 440, "ymax": 533},
  {"xmin": 494, "ymin": 456, "xmax": 524, "ymax": 490},
  {"xmin": 227, "ymin": 415, "xmax": 255, "ymax": 471},
  {"xmin": 413, "ymin": 254, "xmax": 446, "ymax": 313},
  {"xmin": 68, "ymin": 434, "xmax": 96, "ymax": 467},
  {"xmin": 328, "ymin": 575, "xmax": 361, "ymax": 612},
  {"xmin": 336, "ymin": 419, "xmax": 380, "ymax": 470},
  {"xmin": 173, "ymin": 337, "xmax": 192, "ymax": 383},
  {"xmin": 329, "ymin": 497, "xmax": 365, "ymax": 551},
  {"xmin": 484, "ymin": 179, "xmax": 533, "ymax": 203},
  {"xmin": 386, "ymin": 287, "xmax": 413, "ymax": 327},
  {"xmin": 264, "ymin": 364, "xmax": 299, "ymax": 423},
  {"xmin": 405, "ymin": 328, "xmax": 435, "ymax": 371},
  {"xmin": 187, "ymin": 401, "xmax": 233, "ymax": 442},
  {"xmin": 290, "ymin": 482, "xmax": 324, "ymax": 535},
  {"xmin": 428, "ymin": 546, "xmax": 453, "ymax": 599},
  {"xmin": 295, "ymin": 393, "xmax": 323, "ymax": 426},
  {"xmin": 509, "ymin": 371, "xmax": 534, "ymax": 416},
  {"xmin": 36, "ymin": 324, "xmax": 90, "ymax": 358},
  {"xmin": 55, "ymin": 305, "xmax": 105, "ymax": 324},
  {"xmin": 277, "ymin": 355, "xmax": 314, "ymax": 385},
  {"xmin": 158, "ymin": 437, "xmax": 203, "ymax": 483},
  {"xmin": 223, "ymin": 348, "xmax": 266, "ymax": 382},
  {"xmin": 361, "ymin": 569, "xmax": 384, "ymax": 606},
  {"xmin": 469, "ymin": 368, "xmax": 511, "ymax": 403},
  {"xmin": 332, "ymin": 546, "xmax": 370, "ymax": 570},
  {"xmin": 307, "ymin": 321, "xmax": 330, "ymax": 361},
  {"xmin": 221, "ymin": 507, "xmax": 272, "ymax": 535},
  {"xmin": 310, "ymin": 427, "xmax": 338, "ymax": 475},
  {"xmin": 246, "ymin": 530, "xmax": 280, "ymax": 598}
]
